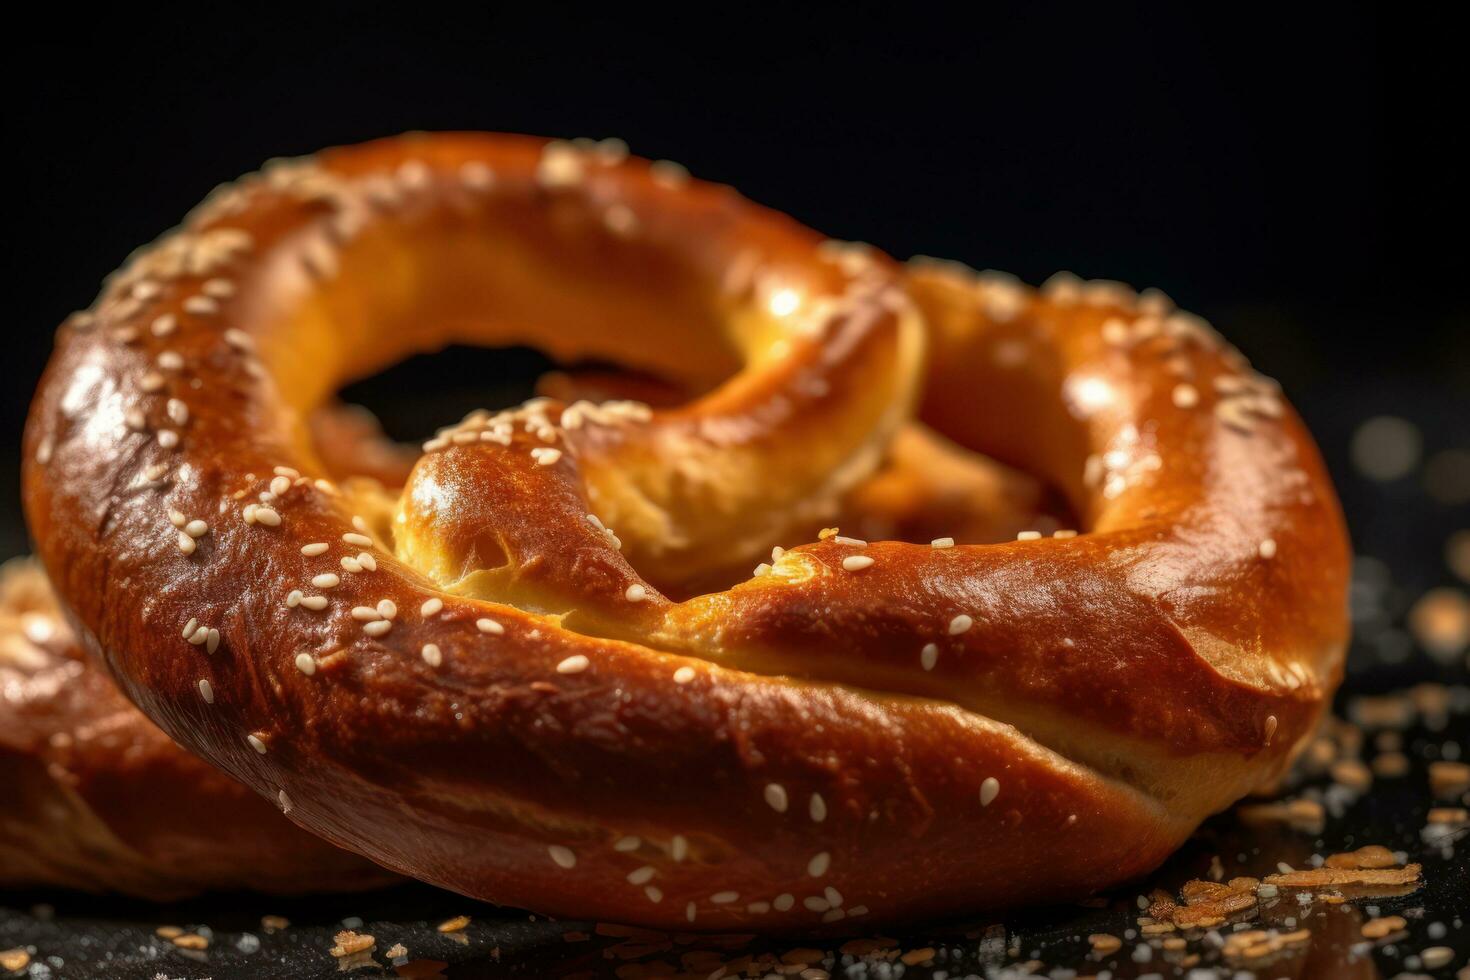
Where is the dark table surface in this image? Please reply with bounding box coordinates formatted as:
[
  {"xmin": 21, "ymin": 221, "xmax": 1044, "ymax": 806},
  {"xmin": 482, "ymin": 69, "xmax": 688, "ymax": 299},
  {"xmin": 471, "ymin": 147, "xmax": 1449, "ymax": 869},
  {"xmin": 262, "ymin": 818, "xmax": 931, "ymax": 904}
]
[{"xmin": 2, "ymin": 380, "xmax": 1466, "ymax": 980}]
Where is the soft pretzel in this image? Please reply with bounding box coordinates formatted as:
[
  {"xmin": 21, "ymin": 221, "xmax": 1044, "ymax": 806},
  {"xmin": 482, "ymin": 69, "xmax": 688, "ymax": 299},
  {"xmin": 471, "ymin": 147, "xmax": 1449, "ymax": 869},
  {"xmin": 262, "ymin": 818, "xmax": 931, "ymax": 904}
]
[
  {"xmin": 23, "ymin": 133, "xmax": 1349, "ymax": 928},
  {"xmin": 0, "ymin": 558, "xmax": 392, "ymax": 898}
]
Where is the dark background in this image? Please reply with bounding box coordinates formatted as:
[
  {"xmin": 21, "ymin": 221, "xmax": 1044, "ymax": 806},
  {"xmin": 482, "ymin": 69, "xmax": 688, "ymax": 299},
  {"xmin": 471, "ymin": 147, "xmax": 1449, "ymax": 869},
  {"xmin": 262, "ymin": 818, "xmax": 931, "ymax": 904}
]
[{"xmin": 5, "ymin": 6, "xmax": 1466, "ymax": 562}]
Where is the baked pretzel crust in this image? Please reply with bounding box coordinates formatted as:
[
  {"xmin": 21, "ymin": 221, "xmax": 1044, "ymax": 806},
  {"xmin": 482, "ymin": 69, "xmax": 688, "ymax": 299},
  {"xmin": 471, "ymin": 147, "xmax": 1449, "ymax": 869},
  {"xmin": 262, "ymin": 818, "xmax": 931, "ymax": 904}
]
[{"xmin": 23, "ymin": 133, "xmax": 1348, "ymax": 928}]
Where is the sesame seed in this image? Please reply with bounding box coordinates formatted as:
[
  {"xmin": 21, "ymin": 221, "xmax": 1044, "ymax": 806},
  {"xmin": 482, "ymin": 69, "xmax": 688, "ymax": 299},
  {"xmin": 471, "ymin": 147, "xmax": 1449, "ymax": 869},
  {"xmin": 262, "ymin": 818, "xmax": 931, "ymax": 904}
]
[
  {"xmin": 670, "ymin": 835, "xmax": 688, "ymax": 861},
  {"xmin": 548, "ymin": 845, "xmax": 576, "ymax": 869},
  {"xmin": 139, "ymin": 372, "xmax": 165, "ymax": 393},
  {"xmin": 803, "ymin": 896, "xmax": 830, "ymax": 912},
  {"xmin": 342, "ymin": 532, "xmax": 373, "ymax": 547},
  {"xmin": 356, "ymin": 552, "xmax": 377, "ymax": 571},
  {"xmin": 644, "ymin": 887, "xmax": 662, "ymax": 903},
  {"xmin": 773, "ymin": 894, "xmax": 795, "ymax": 912},
  {"xmin": 809, "ymin": 793, "xmax": 827, "ymax": 822},
  {"xmin": 278, "ymin": 790, "xmax": 292, "ymax": 813},
  {"xmin": 603, "ymin": 204, "xmax": 638, "ymax": 236},
  {"xmin": 270, "ymin": 475, "xmax": 292, "ymax": 497},
  {"xmin": 824, "ymin": 886, "xmax": 843, "ymax": 907},
  {"xmin": 224, "ymin": 328, "xmax": 253, "ymax": 351},
  {"xmin": 459, "ymin": 160, "xmax": 495, "ymax": 189},
  {"xmin": 363, "ymin": 619, "xmax": 392, "ymax": 637},
  {"xmin": 557, "ymin": 655, "xmax": 590, "ymax": 674},
  {"xmin": 157, "ymin": 430, "xmax": 179, "ymax": 449},
  {"xmin": 151, "ymin": 314, "xmax": 177, "ymax": 337},
  {"xmin": 184, "ymin": 519, "xmax": 208, "ymax": 538},
  {"xmin": 627, "ymin": 866, "xmax": 656, "ymax": 885},
  {"xmin": 1172, "ymin": 383, "xmax": 1200, "ymax": 408},
  {"xmin": 614, "ymin": 836, "xmax": 641, "ymax": 852},
  {"xmin": 254, "ymin": 506, "xmax": 281, "ymax": 527},
  {"xmin": 198, "ymin": 679, "xmax": 214, "ymax": 703},
  {"xmin": 301, "ymin": 542, "xmax": 329, "ymax": 556},
  {"xmin": 921, "ymin": 643, "xmax": 939, "ymax": 671},
  {"xmin": 1264, "ymin": 715, "xmax": 1278, "ymax": 744},
  {"xmin": 531, "ymin": 447, "xmax": 562, "ymax": 466},
  {"xmin": 1259, "ymin": 538, "xmax": 1278, "ymax": 559},
  {"xmin": 421, "ymin": 644, "xmax": 442, "ymax": 667},
  {"xmin": 980, "ymin": 776, "xmax": 1000, "ymax": 807},
  {"xmin": 764, "ymin": 783, "xmax": 789, "ymax": 812},
  {"xmin": 948, "ymin": 614, "xmax": 974, "ymax": 635},
  {"xmin": 181, "ymin": 618, "xmax": 199, "ymax": 639},
  {"xmin": 203, "ymin": 278, "xmax": 235, "ymax": 298},
  {"xmin": 183, "ymin": 296, "xmax": 218, "ymax": 315},
  {"xmin": 833, "ymin": 535, "xmax": 867, "ymax": 546},
  {"xmin": 351, "ymin": 606, "xmax": 382, "ymax": 621},
  {"xmin": 710, "ymin": 891, "xmax": 738, "ymax": 904},
  {"xmin": 685, "ymin": 903, "xmax": 696, "ymax": 922},
  {"xmin": 807, "ymin": 852, "xmax": 831, "ymax": 877},
  {"xmin": 625, "ymin": 583, "xmax": 647, "ymax": 602},
  {"xmin": 340, "ymin": 556, "xmax": 363, "ymax": 573},
  {"xmin": 476, "ymin": 618, "xmax": 504, "ymax": 635},
  {"xmin": 300, "ymin": 595, "xmax": 329, "ymax": 611},
  {"xmin": 177, "ymin": 531, "xmax": 196, "ymax": 554},
  {"xmin": 672, "ymin": 666, "xmax": 696, "ymax": 684},
  {"xmin": 311, "ymin": 573, "xmax": 340, "ymax": 589},
  {"xmin": 377, "ymin": 599, "xmax": 398, "ymax": 620},
  {"xmin": 295, "ymin": 653, "xmax": 316, "ymax": 675},
  {"xmin": 1016, "ymin": 530, "xmax": 1042, "ymax": 541},
  {"xmin": 421, "ymin": 597, "xmax": 444, "ymax": 617},
  {"xmin": 157, "ymin": 351, "xmax": 184, "ymax": 371},
  {"xmin": 931, "ymin": 537, "xmax": 955, "ymax": 549},
  {"xmin": 841, "ymin": 555, "xmax": 875, "ymax": 572},
  {"xmin": 167, "ymin": 399, "xmax": 189, "ymax": 426},
  {"xmin": 247, "ymin": 734, "xmax": 267, "ymax": 754},
  {"xmin": 206, "ymin": 629, "xmax": 220, "ymax": 654},
  {"xmin": 650, "ymin": 159, "xmax": 690, "ymax": 188}
]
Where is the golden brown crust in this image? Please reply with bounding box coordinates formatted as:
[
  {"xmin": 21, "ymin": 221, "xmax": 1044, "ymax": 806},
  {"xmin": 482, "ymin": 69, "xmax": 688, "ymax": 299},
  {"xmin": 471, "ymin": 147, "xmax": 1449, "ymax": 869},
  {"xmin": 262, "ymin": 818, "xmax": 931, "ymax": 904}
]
[
  {"xmin": 23, "ymin": 133, "xmax": 1348, "ymax": 928},
  {"xmin": 0, "ymin": 559, "xmax": 393, "ymax": 898}
]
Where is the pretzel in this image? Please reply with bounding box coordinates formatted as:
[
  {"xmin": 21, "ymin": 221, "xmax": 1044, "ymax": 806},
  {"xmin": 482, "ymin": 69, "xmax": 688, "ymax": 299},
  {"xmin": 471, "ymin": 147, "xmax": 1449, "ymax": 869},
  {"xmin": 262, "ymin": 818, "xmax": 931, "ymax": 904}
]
[
  {"xmin": 23, "ymin": 133, "xmax": 1349, "ymax": 927},
  {"xmin": 0, "ymin": 559, "xmax": 392, "ymax": 898}
]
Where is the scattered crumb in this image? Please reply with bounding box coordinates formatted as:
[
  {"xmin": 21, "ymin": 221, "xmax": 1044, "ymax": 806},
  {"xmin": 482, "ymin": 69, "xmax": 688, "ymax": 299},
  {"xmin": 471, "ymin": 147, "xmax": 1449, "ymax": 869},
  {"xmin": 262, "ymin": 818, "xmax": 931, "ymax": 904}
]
[
  {"xmin": 1264, "ymin": 863, "xmax": 1422, "ymax": 889},
  {"xmin": 436, "ymin": 915, "xmax": 470, "ymax": 933},
  {"xmin": 1361, "ymin": 915, "xmax": 1408, "ymax": 939},
  {"xmin": 1429, "ymin": 760, "xmax": 1470, "ymax": 797},
  {"xmin": 330, "ymin": 930, "xmax": 376, "ymax": 957},
  {"xmin": 1323, "ymin": 844, "xmax": 1398, "ymax": 869}
]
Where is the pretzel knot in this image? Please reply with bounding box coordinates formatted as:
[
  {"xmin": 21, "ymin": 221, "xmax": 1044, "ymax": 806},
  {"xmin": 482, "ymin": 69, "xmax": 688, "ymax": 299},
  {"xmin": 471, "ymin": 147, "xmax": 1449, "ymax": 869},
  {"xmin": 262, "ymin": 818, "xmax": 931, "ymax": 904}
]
[{"xmin": 24, "ymin": 133, "xmax": 1348, "ymax": 928}]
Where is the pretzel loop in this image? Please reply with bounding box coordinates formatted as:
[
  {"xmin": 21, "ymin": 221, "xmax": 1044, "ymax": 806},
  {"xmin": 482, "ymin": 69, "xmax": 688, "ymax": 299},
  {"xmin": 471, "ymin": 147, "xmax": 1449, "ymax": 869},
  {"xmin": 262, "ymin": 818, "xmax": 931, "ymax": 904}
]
[{"xmin": 23, "ymin": 134, "xmax": 1348, "ymax": 928}]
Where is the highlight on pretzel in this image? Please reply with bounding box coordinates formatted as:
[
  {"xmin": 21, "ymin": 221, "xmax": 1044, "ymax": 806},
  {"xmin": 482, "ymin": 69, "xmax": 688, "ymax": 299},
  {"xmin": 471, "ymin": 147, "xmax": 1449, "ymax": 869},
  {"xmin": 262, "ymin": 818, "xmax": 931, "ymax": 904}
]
[
  {"xmin": 23, "ymin": 132, "xmax": 1350, "ymax": 928},
  {"xmin": 0, "ymin": 558, "xmax": 394, "ymax": 899}
]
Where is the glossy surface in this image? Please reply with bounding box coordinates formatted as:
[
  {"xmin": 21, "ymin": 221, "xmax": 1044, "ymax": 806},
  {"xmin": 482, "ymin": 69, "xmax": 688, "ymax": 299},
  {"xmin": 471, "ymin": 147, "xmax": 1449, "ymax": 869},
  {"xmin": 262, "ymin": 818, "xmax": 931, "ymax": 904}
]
[{"xmin": 21, "ymin": 134, "xmax": 1348, "ymax": 927}]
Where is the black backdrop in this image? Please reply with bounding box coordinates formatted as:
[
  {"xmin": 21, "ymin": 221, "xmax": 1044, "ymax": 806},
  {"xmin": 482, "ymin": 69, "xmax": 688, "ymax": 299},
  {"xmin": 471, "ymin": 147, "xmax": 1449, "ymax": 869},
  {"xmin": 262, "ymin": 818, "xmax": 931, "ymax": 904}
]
[{"xmin": 5, "ymin": 5, "xmax": 1465, "ymax": 560}]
